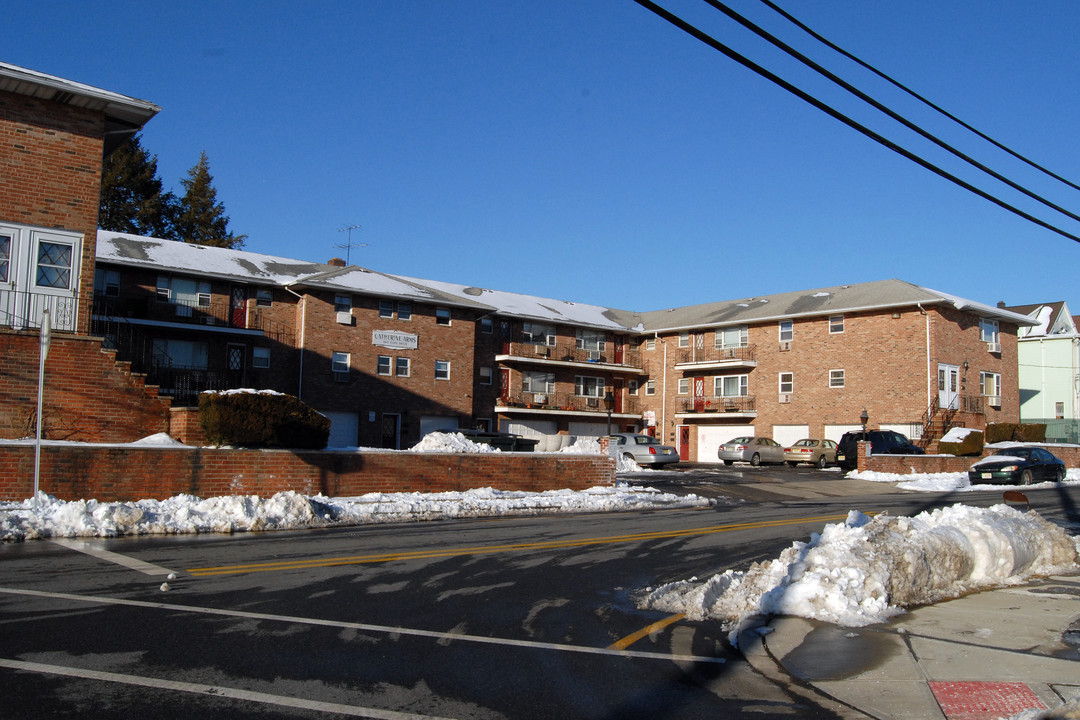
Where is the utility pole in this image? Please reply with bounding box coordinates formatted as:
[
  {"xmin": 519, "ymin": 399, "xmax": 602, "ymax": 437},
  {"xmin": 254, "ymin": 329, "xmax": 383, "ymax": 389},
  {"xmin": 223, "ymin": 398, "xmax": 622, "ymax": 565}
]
[{"xmin": 336, "ymin": 224, "xmax": 367, "ymax": 265}]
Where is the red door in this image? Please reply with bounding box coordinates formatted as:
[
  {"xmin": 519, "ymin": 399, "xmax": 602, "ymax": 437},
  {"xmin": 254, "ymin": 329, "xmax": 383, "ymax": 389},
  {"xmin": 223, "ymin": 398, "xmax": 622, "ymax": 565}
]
[
  {"xmin": 500, "ymin": 368, "xmax": 511, "ymax": 403},
  {"xmin": 230, "ymin": 287, "xmax": 247, "ymax": 328},
  {"xmin": 679, "ymin": 425, "xmax": 691, "ymax": 461},
  {"xmin": 693, "ymin": 377, "xmax": 705, "ymax": 413}
]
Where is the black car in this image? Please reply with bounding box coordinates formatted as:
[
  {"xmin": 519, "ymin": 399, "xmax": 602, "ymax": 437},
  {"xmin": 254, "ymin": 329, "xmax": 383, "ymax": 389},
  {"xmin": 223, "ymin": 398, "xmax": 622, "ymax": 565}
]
[
  {"xmin": 968, "ymin": 447, "xmax": 1066, "ymax": 485},
  {"xmin": 835, "ymin": 430, "xmax": 925, "ymax": 470}
]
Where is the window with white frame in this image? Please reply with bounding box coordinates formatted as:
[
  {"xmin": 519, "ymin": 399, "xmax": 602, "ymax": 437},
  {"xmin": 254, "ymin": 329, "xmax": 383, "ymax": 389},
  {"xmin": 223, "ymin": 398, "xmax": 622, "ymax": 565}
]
[
  {"xmin": 435, "ymin": 360, "xmax": 450, "ymax": 380},
  {"xmin": 35, "ymin": 240, "xmax": 74, "ymax": 289},
  {"xmin": 522, "ymin": 370, "xmax": 554, "ymax": 394},
  {"xmin": 481, "ymin": 317, "xmax": 493, "ymax": 334},
  {"xmin": 332, "ymin": 351, "xmax": 350, "ymax": 374},
  {"xmin": 94, "ymin": 268, "xmax": 120, "ymax": 297},
  {"xmin": 252, "ymin": 347, "xmax": 270, "ymax": 369},
  {"xmin": 715, "ymin": 325, "xmax": 748, "ymax": 348},
  {"xmin": 1056, "ymin": 401, "xmax": 1065, "ymax": 419},
  {"xmin": 829, "ymin": 315, "xmax": 844, "ymax": 334},
  {"xmin": 678, "ymin": 378, "xmax": 689, "ymax": 394},
  {"xmin": 645, "ymin": 380, "xmax": 656, "ymax": 395},
  {"xmin": 256, "ymin": 288, "xmax": 273, "ymax": 307},
  {"xmin": 157, "ymin": 276, "xmax": 210, "ymax": 316},
  {"xmin": 479, "ymin": 366, "xmax": 493, "ymax": 385},
  {"xmin": 980, "ymin": 319, "xmax": 1000, "ymax": 344},
  {"xmin": 628, "ymin": 379, "xmax": 639, "ymax": 396},
  {"xmin": 377, "ymin": 355, "xmax": 392, "ymax": 376},
  {"xmin": 395, "ymin": 357, "xmax": 411, "ymax": 377},
  {"xmin": 523, "ymin": 322, "xmax": 555, "ymax": 345},
  {"xmin": 715, "ymin": 374, "xmax": 749, "ymax": 397},
  {"xmin": 779, "ymin": 372, "xmax": 794, "ymax": 394},
  {"xmin": 779, "ymin": 320, "xmax": 794, "ymax": 342},
  {"xmin": 0, "ymin": 232, "xmax": 10, "ymax": 283},
  {"xmin": 378, "ymin": 299, "xmax": 394, "ymax": 318},
  {"xmin": 397, "ymin": 302, "xmax": 412, "ymax": 321},
  {"xmin": 436, "ymin": 307, "xmax": 451, "ymax": 325},
  {"xmin": 332, "ymin": 295, "xmax": 351, "ymax": 313},
  {"xmin": 575, "ymin": 328, "xmax": 606, "ymax": 352},
  {"xmin": 678, "ymin": 332, "xmax": 689, "ymax": 348},
  {"xmin": 829, "ymin": 369, "xmax": 845, "ymax": 388},
  {"xmin": 645, "ymin": 338, "xmax": 656, "ymax": 351},
  {"xmin": 980, "ymin": 371, "xmax": 1001, "ymax": 401},
  {"xmin": 575, "ymin": 375, "xmax": 606, "ymax": 398}
]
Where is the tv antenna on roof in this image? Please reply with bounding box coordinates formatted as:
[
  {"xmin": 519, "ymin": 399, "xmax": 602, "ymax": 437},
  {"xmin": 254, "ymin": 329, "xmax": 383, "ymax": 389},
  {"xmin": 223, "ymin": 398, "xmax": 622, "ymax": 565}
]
[{"xmin": 336, "ymin": 224, "xmax": 368, "ymax": 264}]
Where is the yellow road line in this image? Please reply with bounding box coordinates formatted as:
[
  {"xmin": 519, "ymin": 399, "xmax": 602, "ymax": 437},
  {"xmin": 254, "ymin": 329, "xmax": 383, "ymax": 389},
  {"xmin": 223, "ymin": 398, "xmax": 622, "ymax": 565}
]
[
  {"xmin": 608, "ymin": 613, "xmax": 686, "ymax": 651},
  {"xmin": 186, "ymin": 512, "xmax": 856, "ymax": 577}
]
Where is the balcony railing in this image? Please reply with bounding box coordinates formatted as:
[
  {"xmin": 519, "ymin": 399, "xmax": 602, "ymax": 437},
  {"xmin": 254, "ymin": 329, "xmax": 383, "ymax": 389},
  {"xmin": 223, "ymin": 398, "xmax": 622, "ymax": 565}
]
[
  {"xmin": 676, "ymin": 395, "xmax": 756, "ymax": 414},
  {"xmin": 0, "ymin": 289, "xmax": 78, "ymax": 332},
  {"xmin": 674, "ymin": 344, "xmax": 756, "ymax": 366},
  {"xmin": 499, "ymin": 391, "xmax": 641, "ymax": 415},
  {"xmin": 500, "ymin": 341, "xmax": 642, "ymax": 369},
  {"xmin": 92, "ymin": 296, "xmax": 296, "ymax": 346}
]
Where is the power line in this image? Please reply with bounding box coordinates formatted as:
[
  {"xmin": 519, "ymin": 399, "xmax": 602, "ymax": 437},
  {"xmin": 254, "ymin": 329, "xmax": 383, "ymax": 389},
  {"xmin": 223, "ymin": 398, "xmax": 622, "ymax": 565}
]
[
  {"xmin": 630, "ymin": 0, "xmax": 1080, "ymax": 244},
  {"xmin": 756, "ymin": 0, "xmax": 1080, "ymax": 195}
]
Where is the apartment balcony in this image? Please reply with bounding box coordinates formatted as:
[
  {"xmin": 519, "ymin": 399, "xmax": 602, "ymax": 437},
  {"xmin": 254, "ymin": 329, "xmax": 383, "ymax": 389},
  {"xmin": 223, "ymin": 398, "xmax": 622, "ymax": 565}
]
[
  {"xmin": 674, "ymin": 344, "xmax": 758, "ymax": 371},
  {"xmin": 0, "ymin": 289, "xmax": 78, "ymax": 332},
  {"xmin": 496, "ymin": 342, "xmax": 644, "ymax": 374},
  {"xmin": 93, "ymin": 296, "xmax": 296, "ymax": 346},
  {"xmin": 496, "ymin": 391, "xmax": 642, "ymax": 417},
  {"xmin": 675, "ymin": 395, "xmax": 757, "ymax": 419}
]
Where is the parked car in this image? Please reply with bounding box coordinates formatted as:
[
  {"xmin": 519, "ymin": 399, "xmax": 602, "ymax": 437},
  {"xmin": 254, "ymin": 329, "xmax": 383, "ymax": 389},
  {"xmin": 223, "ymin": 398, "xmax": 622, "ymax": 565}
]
[
  {"xmin": 718, "ymin": 436, "xmax": 785, "ymax": 466},
  {"xmin": 608, "ymin": 433, "xmax": 680, "ymax": 466},
  {"xmin": 835, "ymin": 430, "xmax": 925, "ymax": 469},
  {"xmin": 783, "ymin": 438, "xmax": 837, "ymax": 468},
  {"xmin": 968, "ymin": 447, "xmax": 1066, "ymax": 485}
]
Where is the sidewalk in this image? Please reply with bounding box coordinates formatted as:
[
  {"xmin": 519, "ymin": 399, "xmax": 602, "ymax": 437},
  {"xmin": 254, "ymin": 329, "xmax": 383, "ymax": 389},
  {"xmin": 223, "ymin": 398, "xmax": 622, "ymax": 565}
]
[{"xmin": 739, "ymin": 575, "xmax": 1080, "ymax": 719}]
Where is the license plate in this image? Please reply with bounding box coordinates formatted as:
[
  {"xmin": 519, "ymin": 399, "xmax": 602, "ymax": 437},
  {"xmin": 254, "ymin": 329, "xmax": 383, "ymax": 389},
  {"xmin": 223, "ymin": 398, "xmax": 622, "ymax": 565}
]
[
  {"xmin": 662, "ymin": 449, "xmax": 672, "ymax": 454},
  {"xmin": 981, "ymin": 472, "xmax": 992, "ymax": 479},
  {"xmin": 837, "ymin": 454, "xmax": 845, "ymax": 461}
]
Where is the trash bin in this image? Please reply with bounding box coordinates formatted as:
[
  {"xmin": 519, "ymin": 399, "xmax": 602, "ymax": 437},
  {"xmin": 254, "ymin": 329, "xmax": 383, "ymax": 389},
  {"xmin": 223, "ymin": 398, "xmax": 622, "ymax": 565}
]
[{"xmin": 510, "ymin": 436, "xmax": 538, "ymax": 452}]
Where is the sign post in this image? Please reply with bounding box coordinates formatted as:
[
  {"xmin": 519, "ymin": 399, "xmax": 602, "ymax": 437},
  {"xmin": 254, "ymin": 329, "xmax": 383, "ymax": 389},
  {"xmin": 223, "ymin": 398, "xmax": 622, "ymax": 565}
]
[{"xmin": 33, "ymin": 308, "xmax": 51, "ymax": 498}]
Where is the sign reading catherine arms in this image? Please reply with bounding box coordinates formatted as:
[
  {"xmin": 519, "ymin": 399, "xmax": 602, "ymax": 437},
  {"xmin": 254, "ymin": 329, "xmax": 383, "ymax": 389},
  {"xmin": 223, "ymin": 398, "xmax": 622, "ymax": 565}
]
[{"xmin": 373, "ymin": 330, "xmax": 419, "ymax": 350}]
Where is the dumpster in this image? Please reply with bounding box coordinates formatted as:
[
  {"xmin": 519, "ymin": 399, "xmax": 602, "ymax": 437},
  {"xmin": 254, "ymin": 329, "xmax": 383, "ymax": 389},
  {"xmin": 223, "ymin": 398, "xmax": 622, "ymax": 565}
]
[{"xmin": 456, "ymin": 429, "xmax": 536, "ymax": 452}]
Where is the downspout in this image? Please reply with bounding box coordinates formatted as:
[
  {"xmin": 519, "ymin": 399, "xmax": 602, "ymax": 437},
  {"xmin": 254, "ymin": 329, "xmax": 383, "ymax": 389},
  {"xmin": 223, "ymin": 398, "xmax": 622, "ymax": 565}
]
[
  {"xmin": 659, "ymin": 333, "xmax": 668, "ymax": 442},
  {"xmin": 919, "ymin": 304, "xmax": 931, "ymax": 411},
  {"xmin": 284, "ymin": 285, "xmax": 307, "ymax": 401}
]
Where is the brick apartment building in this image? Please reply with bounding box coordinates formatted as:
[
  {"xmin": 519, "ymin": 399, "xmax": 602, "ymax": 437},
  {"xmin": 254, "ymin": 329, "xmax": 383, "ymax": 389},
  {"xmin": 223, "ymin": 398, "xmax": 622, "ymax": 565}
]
[{"xmin": 1, "ymin": 61, "xmax": 1036, "ymax": 458}]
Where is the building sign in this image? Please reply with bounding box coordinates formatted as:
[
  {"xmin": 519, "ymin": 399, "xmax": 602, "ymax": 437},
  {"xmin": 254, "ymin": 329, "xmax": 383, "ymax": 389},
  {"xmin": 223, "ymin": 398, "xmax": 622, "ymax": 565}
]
[
  {"xmin": 373, "ymin": 330, "xmax": 418, "ymax": 350},
  {"xmin": 643, "ymin": 410, "xmax": 656, "ymax": 427}
]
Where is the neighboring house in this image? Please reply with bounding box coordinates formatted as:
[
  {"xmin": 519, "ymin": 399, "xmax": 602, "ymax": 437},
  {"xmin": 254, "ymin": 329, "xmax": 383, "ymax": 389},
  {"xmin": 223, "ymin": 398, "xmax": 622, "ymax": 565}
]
[{"xmin": 1004, "ymin": 301, "xmax": 1080, "ymax": 442}]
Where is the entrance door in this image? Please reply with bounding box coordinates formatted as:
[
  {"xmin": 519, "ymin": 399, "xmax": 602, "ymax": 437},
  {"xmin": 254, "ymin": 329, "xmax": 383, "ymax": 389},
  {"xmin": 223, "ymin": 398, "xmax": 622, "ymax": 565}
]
[
  {"xmin": 230, "ymin": 286, "xmax": 247, "ymax": 328},
  {"xmin": 693, "ymin": 377, "xmax": 705, "ymax": 413},
  {"xmin": 226, "ymin": 343, "xmax": 246, "ymax": 388},
  {"xmin": 678, "ymin": 425, "xmax": 691, "ymax": 461},
  {"xmin": 381, "ymin": 413, "xmax": 401, "ymax": 449},
  {"xmin": 938, "ymin": 363, "xmax": 960, "ymax": 410}
]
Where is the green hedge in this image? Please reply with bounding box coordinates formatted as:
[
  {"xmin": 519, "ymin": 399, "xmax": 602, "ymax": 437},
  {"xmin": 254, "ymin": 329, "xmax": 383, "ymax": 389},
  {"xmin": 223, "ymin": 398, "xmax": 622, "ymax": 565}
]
[
  {"xmin": 985, "ymin": 423, "xmax": 1047, "ymax": 444},
  {"xmin": 938, "ymin": 429, "xmax": 984, "ymax": 456},
  {"xmin": 199, "ymin": 391, "xmax": 330, "ymax": 449}
]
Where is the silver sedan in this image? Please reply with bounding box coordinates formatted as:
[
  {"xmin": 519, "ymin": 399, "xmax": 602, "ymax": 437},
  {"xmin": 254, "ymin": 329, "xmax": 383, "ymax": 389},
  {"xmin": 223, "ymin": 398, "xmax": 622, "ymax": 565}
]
[
  {"xmin": 718, "ymin": 436, "xmax": 785, "ymax": 466},
  {"xmin": 608, "ymin": 433, "xmax": 680, "ymax": 466}
]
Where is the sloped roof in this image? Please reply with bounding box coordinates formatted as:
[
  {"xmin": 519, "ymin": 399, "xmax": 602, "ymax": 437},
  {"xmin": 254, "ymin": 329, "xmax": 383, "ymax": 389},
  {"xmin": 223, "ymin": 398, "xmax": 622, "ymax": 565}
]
[{"xmin": 1003, "ymin": 301, "xmax": 1078, "ymax": 337}]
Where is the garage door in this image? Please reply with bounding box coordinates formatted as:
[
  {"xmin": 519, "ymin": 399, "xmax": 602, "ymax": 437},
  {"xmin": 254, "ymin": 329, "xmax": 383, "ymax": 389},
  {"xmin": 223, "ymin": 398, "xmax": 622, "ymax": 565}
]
[
  {"xmin": 773, "ymin": 424, "xmax": 809, "ymax": 448},
  {"xmin": 420, "ymin": 416, "xmax": 459, "ymax": 437},
  {"xmin": 568, "ymin": 421, "xmax": 609, "ymax": 437},
  {"xmin": 697, "ymin": 425, "xmax": 754, "ymax": 462},
  {"xmin": 505, "ymin": 419, "xmax": 558, "ymax": 437},
  {"xmin": 324, "ymin": 411, "xmax": 359, "ymax": 449},
  {"xmin": 824, "ymin": 424, "xmax": 862, "ymax": 443}
]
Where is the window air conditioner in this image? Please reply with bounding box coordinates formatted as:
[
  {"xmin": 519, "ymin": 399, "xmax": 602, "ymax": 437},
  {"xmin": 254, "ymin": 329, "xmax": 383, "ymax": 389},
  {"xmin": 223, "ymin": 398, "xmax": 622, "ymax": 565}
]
[
  {"xmin": 534, "ymin": 394, "xmax": 547, "ymax": 405},
  {"xmin": 988, "ymin": 395, "xmax": 1002, "ymax": 407},
  {"xmin": 586, "ymin": 397, "xmax": 599, "ymax": 408},
  {"xmin": 987, "ymin": 342, "xmax": 1001, "ymax": 353},
  {"xmin": 779, "ymin": 341, "xmax": 792, "ymax": 352},
  {"xmin": 336, "ymin": 311, "xmax": 352, "ymax": 325},
  {"xmin": 587, "ymin": 350, "xmax": 601, "ymax": 361},
  {"xmin": 778, "ymin": 393, "xmax": 792, "ymax": 404}
]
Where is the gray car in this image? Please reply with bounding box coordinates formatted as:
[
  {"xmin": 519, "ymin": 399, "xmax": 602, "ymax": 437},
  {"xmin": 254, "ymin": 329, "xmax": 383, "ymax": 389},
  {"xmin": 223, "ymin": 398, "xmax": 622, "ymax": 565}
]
[
  {"xmin": 718, "ymin": 436, "xmax": 785, "ymax": 466},
  {"xmin": 608, "ymin": 433, "xmax": 680, "ymax": 466}
]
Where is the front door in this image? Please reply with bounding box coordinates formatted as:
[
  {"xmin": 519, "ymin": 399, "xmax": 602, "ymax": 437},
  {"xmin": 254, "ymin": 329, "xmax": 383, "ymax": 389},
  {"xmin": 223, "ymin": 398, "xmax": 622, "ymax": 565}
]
[
  {"xmin": 230, "ymin": 286, "xmax": 247, "ymax": 328},
  {"xmin": 381, "ymin": 413, "xmax": 401, "ymax": 449},
  {"xmin": 938, "ymin": 363, "xmax": 960, "ymax": 410},
  {"xmin": 226, "ymin": 343, "xmax": 245, "ymax": 388},
  {"xmin": 678, "ymin": 425, "xmax": 691, "ymax": 461}
]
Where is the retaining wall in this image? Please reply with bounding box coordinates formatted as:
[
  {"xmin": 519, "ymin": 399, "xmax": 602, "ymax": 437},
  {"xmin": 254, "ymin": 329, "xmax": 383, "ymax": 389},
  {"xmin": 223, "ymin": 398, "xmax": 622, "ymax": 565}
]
[{"xmin": 859, "ymin": 441, "xmax": 1080, "ymax": 474}]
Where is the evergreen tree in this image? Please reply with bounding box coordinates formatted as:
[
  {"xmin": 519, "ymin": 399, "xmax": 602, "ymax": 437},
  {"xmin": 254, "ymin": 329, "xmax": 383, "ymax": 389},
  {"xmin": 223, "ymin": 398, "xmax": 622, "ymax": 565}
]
[
  {"xmin": 174, "ymin": 151, "xmax": 246, "ymax": 249},
  {"xmin": 98, "ymin": 134, "xmax": 178, "ymax": 239}
]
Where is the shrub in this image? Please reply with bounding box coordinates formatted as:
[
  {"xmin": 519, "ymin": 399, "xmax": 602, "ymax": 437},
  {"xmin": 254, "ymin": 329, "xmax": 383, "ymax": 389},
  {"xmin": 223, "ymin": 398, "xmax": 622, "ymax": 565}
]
[
  {"xmin": 938, "ymin": 429, "xmax": 984, "ymax": 456},
  {"xmin": 985, "ymin": 423, "xmax": 1047, "ymax": 444},
  {"xmin": 199, "ymin": 391, "xmax": 330, "ymax": 449}
]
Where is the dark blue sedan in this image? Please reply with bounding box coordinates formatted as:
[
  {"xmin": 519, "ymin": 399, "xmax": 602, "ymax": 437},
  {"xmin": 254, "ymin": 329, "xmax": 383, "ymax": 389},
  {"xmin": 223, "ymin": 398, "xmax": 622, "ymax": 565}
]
[{"xmin": 968, "ymin": 447, "xmax": 1067, "ymax": 485}]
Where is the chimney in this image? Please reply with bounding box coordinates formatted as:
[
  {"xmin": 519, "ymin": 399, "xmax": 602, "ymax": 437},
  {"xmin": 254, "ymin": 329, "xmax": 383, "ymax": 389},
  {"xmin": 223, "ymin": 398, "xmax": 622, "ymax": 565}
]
[
  {"xmin": 328, "ymin": 258, "xmax": 346, "ymax": 267},
  {"xmin": 997, "ymin": 301, "xmax": 1006, "ymax": 308}
]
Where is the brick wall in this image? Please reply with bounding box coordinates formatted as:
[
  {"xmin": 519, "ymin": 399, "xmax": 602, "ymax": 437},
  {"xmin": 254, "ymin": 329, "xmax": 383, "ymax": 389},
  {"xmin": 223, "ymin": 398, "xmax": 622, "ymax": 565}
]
[
  {"xmin": 0, "ymin": 330, "xmax": 171, "ymax": 442},
  {"xmin": 860, "ymin": 442, "xmax": 1080, "ymax": 473},
  {"xmin": 0, "ymin": 445, "xmax": 616, "ymax": 502}
]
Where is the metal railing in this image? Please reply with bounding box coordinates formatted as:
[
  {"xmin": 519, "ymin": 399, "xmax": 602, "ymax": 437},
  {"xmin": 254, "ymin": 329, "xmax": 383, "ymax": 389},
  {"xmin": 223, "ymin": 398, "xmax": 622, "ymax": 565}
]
[
  {"xmin": 676, "ymin": 395, "xmax": 756, "ymax": 414},
  {"xmin": 674, "ymin": 344, "xmax": 756, "ymax": 365},
  {"xmin": 0, "ymin": 289, "xmax": 78, "ymax": 332},
  {"xmin": 499, "ymin": 391, "xmax": 641, "ymax": 415},
  {"xmin": 500, "ymin": 341, "xmax": 642, "ymax": 369},
  {"xmin": 93, "ymin": 295, "xmax": 296, "ymax": 346}
]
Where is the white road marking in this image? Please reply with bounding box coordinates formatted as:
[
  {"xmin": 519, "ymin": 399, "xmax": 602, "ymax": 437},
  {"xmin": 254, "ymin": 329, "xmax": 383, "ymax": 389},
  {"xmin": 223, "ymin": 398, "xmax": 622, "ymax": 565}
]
[
  {"xmin": 50, "ymin": 539, "xmax": 174, "ymax": 576},
  {"xmin": 0, "ymin": 586, "xmax": 724, "ymax": 664},
  {"xmin": 0, "ymin": 658, "xmax": 451, "ymax": 719}
]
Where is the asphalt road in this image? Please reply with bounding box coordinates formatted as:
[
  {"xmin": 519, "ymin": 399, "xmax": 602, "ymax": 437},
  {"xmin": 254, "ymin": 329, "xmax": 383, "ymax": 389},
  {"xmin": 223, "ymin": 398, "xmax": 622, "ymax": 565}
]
[{"xmin": 1, "ymin": 464, "xmax": 1077, "ymax": 719}]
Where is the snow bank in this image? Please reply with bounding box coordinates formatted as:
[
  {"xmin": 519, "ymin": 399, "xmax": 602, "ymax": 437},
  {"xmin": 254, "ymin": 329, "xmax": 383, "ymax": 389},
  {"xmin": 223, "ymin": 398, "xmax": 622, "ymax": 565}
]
[
  {"xmin": 408, "ymin": 432, "xmax": 500, "ymax": 453},
  {"xmin": 640, "ymin": 504, "xmax": 1080, "ymax": 638}
]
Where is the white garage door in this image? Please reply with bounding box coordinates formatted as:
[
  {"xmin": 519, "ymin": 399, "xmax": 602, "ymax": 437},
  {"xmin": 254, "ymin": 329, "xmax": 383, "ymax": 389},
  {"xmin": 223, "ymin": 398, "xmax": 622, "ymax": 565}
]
[
  {"xmin": 824, "ymin": 424, "xmax": 862, "ymax": 443},
  {"xmin": 420, "ymin": 416, "xmax": 460, "ymax": 437},
  {"xmin": 568, "ymin": 421, "xmax": 609, "ymax": 437},
  {"xmin": 698, "ymin": 425, "xmax": 754, "ymax": 462},
  {"xmin": 324, "ymin": 411, "xmax": 359, "ymax": 449},
  {"xmin": 505, "ymin": 419, "xmax": 558, "ymax": 437},
  {"xmin": 773, "ymin": 424, "xmax": 809, "ymax": 448}
]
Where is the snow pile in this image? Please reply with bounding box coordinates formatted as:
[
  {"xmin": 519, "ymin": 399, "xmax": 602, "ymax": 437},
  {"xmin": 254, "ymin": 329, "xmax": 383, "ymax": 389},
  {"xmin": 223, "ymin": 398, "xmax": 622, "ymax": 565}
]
[
  {"xmin": 556, "ymin": 436, "xmax": 642, "ymax": 473},
  {"xmin": 0, "ymin": 486, "xmax": 710, "ymax": 541},
  {"xmin": 641, "ymin": 504, "xmax": 1080, "ymax": 637},
  {"xmin": 408, "ymin": 432, "xmax": 500, "ymax": 453}
]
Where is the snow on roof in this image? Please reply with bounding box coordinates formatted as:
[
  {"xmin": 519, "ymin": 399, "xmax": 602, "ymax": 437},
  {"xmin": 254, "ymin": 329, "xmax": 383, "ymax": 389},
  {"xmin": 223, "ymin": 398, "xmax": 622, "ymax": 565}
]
[{"xmin": 919, "ymin": 285, "xmax": 1037, "ymax": 326}]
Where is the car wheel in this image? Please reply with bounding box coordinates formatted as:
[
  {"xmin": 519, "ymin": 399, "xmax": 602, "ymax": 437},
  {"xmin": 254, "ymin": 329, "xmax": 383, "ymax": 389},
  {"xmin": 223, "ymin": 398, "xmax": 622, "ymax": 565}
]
[
  {"xmin": 1058, "ymin": 466, "xmax": 1067, "ymax": 482},
  {"xmin": 723, "ymin": 460, "xmax": 733, "ymax": 466},
  {"xmin": 786, "ymin": 461, "xmax": 798, "ymax": 467},
  {"xmin": 623, "ymin": 453, "xmax": 635, "ymax": 462},
  {"xmin": 750, "ymin": 453, "xmax": 761, "ymax": 466},
  {"xmin": 1020, "ymin": 469, "xmax": 1034, "ymax": 486},
  {"xmin": 817, "ymin": 454, "xmax": 828, "ymax": 469}
]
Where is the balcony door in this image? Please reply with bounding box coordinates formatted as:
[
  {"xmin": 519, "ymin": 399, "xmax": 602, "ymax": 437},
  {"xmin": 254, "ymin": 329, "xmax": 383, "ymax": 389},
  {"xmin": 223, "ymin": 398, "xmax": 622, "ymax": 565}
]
[{"xmin": 0, "ymin": 224, "xmax": 80, "ymax": 331}]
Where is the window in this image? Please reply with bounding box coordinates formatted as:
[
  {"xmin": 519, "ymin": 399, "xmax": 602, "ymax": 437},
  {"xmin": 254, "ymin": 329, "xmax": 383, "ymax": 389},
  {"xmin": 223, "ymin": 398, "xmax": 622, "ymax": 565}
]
[
  {"xmin": 436, "ymin": 307, "xmax": 451, "ymax": 325},
  {"xmin": 678, "ymin": 332, "xmax": 690, "ymax": 348},
  {"xmin": 575, "ymin": 376, "xmax": 606, "ymax": 398},
  {"xmin": 252, "ymin": 347, "xmax": 270, "ymax": 369},
  {"xmin": 522, "ymin": 371, "xmax": 554, "ymax": 394},
  {"xmin": 479, "ymin": 366, "xmax": 493, "ymax": 385},
  {"xmin": 523, "ymin": 322, "xmax": 555, "ymax": 345},
  {"xmin": 628, "ymin": 379, "xmax": 639, "ymax": 396},
  {"xmin": 715, "ymin": 374, "xmax": 748, "ymax": 397},
  {"xmin": 435, "ymin": 360, "xmax": 450, "ymax": 380},
  {"xmin": 779, "ymin": 372, "xmax": 794, "ymax": 394},
  {"xmin": 332, "ymin": 351, "xmax": 350, "ymax": 374},
  {"xmin": 256, "ymin": 288, "xmax": 273, "ymax": 307},
  {"xmin": 157, "ymin": 276, "xmax": 210, "ymax": 316},
  {"xmin": 0, "ymin": 232, "xmax": 9, "ymax": 283},
  {"xmin": 94, "ymin": 268, "xmax": 120, "ymax": 297},
  {"xmin": 980, "ymin": 371, "xmax": 1001, "ymax": 399},
  {"xmin": 395, "ymin": 357, "xmax": 411, "ymax": 377},
  {"xmin": 35, "ymin": 241, "xmax": 73, "ymax": 289},
  {"xmin": 397, "ymin": 302, "xmax": 412, "ymax": 321},
  {"xmin": 377, "ymin": 355, "xmax": 392, "ymax": 376},
  {"xmin": 829, "ymin": 315, "xmax": 844, "ymax": 334},
  {"xmin": 645, "ymin": 338, "xmax": 656, "ymax": 351},
  {"xmin": 829, "ymin": 369, "xmax": 845, "ymax": 388},
  {"xmin": 378, "ymin": 299, "xmax": 394, "ymax": 318},
  {"xmin": 980, "ymin": 319, "xmax": 1000, "ymax": 344},
  {"xmin": 151, "ymin": 339, "xmax": 208, "ymax": 369},
  {"xmin": 779, "ymin": 320, "xmax": 793, "ymax": 342},
  {"xmin": 715, "ymin": 325, "xmax": 748, "ymax": 349},
  {"xmin": 678, "ymin": 378, "xmax": 689, "ymax": 394},
  {"xmin": 481, "ymin": 317, "xmax": 493, "ymax": 334},
  {"xmin": 645, "ymin": 380, "xmax": 656, "ymax": 395},
  {"xmin": 576, "ymin": 328, "xmax": 606, "ymax": 352},
  {"xmin": 1056, "ymin": 402, "xmax": 1065, "ymax": 419}
]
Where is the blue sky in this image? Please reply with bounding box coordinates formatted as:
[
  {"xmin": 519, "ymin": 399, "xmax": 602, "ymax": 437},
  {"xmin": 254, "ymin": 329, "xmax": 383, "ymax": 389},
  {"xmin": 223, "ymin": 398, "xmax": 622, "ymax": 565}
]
[{"xmin": 7, "ymin": 1, "xmax": 1080, "ymax": 313}]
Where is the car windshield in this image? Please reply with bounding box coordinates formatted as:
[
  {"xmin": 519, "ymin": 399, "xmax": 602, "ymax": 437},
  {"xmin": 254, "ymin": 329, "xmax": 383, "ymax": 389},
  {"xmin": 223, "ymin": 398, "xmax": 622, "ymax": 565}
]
[
  {"xmin": 996, "ymin": 448, "xmax": 1031, "ymax": 460},
  {"xmin": 634, "ymin": 436, "xmax": 660, "ymax": 445}
]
